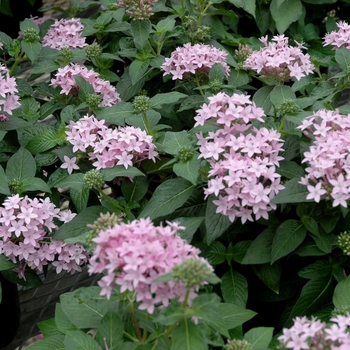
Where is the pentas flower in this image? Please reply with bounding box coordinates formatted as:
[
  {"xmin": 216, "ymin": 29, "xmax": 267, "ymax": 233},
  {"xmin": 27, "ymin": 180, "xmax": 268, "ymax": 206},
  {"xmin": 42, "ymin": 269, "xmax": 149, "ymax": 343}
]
[
  {"xmin": 88, "ymin": 218, "xmax": 213, "ymax": 314},
  {"xmin": 42, "ymin": 18, "xmax": 87, "ymax": 49},
  {"xmin": 50, "ymin": 63, "xmax": 121, "ymax": 107},
  {"xmin": 0, "ymin": 64, "xmax": 20, "ymax": 117},
  {"xmin": 278, "ymin": 314, "xmax": 350, "ymax": 349},
  {"xmin": 0, "ymin": 195, "xmax": 88, "ymax": 279},
  {"xmin": 324, "ymin": 21, "xmax": 350, "ymax": 49},
  {"xmin": 196, "ymin": 92, "xmax": 284, "ymax": 224},
  {"xmin": 66, "ymin": 114, "xmax": 158, "ymax": 170},
  {"xmin": 298, "ymin": 109, "xmax": 350, "ymax": 207},
  {"xmin": 161, "ymin": 43, "xmax": 230, "ymax": 80},
  {"xmin": 244, "ymin": 34, "xmax": 314, "ymax": 82},
  {"xmin": 114, "ymin": 0, "xmax": 158, "ymax": 20}
]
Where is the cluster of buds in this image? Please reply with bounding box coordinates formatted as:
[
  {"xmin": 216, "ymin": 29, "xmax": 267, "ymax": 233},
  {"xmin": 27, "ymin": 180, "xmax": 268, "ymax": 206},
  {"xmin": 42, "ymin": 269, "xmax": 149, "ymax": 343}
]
[
  {"xmin": 114, "ymin": 0, "xmax": 158, "ymax": 20},
  {"xmin": 298, "ymin": 109, "xmax": 350, "ymax": 207},
  {"xmin": 0, "ymin": 195, "xmax": 87, "ymax": 279},
  {"xmin": 65, "ymin": 114, "xmax": 158, "ymax": 170},
  {"xmin": 161, "ymin": 43, "xmax": 230, "ymax": 80},
  {"xmin": 244, "ymin": 34, "xmax": 314, "ymax": 81},
  {"xmin": 88, "ymin": 218, "xmax": 213, "ymax": 314},
  {"xmin": 42, "ymin": 18, "xmax": 87, "ymax": 49},
  {"xmin": 0, "ymin": 64, "xmax": 20, "ymax": 120},
  {"xmin": 51, "ymin": 63, "xmax": 121, "ymax": 107},
  {"xmin": 196, "ymin": 92, "xmax": 285, "ymax": 224}
]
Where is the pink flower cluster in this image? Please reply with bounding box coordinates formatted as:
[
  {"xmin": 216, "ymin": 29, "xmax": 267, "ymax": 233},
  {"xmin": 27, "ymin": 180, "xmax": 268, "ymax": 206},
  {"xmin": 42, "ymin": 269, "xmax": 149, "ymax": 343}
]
[
  {"xmin": 298, "ymin": 110, "xmax": 350, "ymax": 207},
  {"xmin": 196, "ymin": 92, "xmax": 285, "ymax": 224},
  {"xmin": 66, "ymin": 114, "xmax": 158, "ymax": 169},
  {"xmin": 42, "ymin": 18, "xmax": 87, "ymax": 49},
  {"xmin": 324, "ymin": 21, "xmax": 350, "ymax": 49},
  {"xmin": 0, "ymin": 195, "xmax": 88, "ymax": 279},
  {"xmin": 161, "ymin": 43, "xmax": 230, "ymax": 80},
  {"xmin": 278, "ymin": 315, "xmax": 350, "ymax": 350},
  {"xmin": 0, "ymin": 64, "xmax": 20, "ymax": 119},
  {"xmin": 244, "ymin": 34, "xmax": 314, "ymax": 81},
  {"xmin": 51, "ymin": 63, "xmax": 121, "ymax": 107},
  {"xmin": 88, "ymin": 218, "xmax": 211, "ymax": 314}
]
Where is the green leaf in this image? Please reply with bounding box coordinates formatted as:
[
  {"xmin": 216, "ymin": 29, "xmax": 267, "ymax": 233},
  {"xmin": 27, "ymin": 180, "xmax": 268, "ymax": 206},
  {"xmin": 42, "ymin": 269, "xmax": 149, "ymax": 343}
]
[
  {"xmin": 253, "ymin": 263, "xmax": 281, "ymax": 294},
  {"xmin": 121, "ymin": 176, "xmax": 148, "ymax": 202},
  {"xmin": 243, "ymin": 327, "xmax": 274, "ymax": 350},
  {"xmin": 149, "ymin": 92, "xmax": 187, "ymax": 110},
  {"xmin": 310, "ymin": 228, "xmax": 332, "ymax": 254},
  {"xmin": 25, "ymin": 335, "xmax": 65, "ymax": 350},
  {"xmin": 1, "ymin": 268, "xmax": 42, "ymax": 287},
  {"xmin": 173, "ymin": 157, "xmax": 201, "ymax": 185},
  {"xmin": 55, "ymin": 304, "xmax": 78, "ymax": 334},
  {"xmin": 31, "ymin": 60, "xmax": 61, "ymax": 74},
  {"xmin": 0, "ymin": 165, "xmax": 10, "ymax": 195},
  {"xmin": 95, "ymin": 310, "xmax": 123, "ymax": 350},
  {"xmin": 138, "ymin": 178, "xmax": 195, "ymax": 220},
  {"xmin": 54, "ymin": 173, "xmax": 84, "ymax": 190},
  {"xmin": 252, "ymin": 86, "xmax": 273, "ymax": 114},
  {"xmin": 205, "ymin": 241, "xmax": 227, "ymax": 265},
  {"xmin": 26, "ymin": 129, "xmax": 59, "ymax": 154},
  {"xmin": 209, "ymin": 63, "xmax": 225, "ymax": 81},
  {"xmin": 101, "ymin": 165, "xmax": 145, "ymax": 181},
  {"xmin": 221, "ymin": 269, "xmax": 248, "ymax": 307},
  {"xmin": 298, "ymin": 260, "xmax": 332, "ymax": 279},
  {"xmin": 60, "ymin": 287, "xmax": 119, "ymax": 329},
  {"xmin": 6, "ymin": 147, "xmax": 36, "ymax": 180},
  {"xmin": 173, "ymin": 216, "xmax": 204, "ymax": 243},
  {"xmin": 285, "ymin": 275, "xmax": 334, "ymax": 327},
  {"xmin": 335, "ymin": 47, "xmax": 350, "ymax": 72},
  {"xmin": 0, "ymin": 254, "xmax": 16, "ymax": 271},
  {"xmin": 74, "ymin": 76, "xmax": 95, "ymax": 102},
  {"xmin": 20, "ymin": 18, "xmax": 39, "ymax": 32},
  {"xmin": 53, "ymin": 206, "xmax": 108, "ymax": 240},
  {"xmin": 129, "ymin": 58, "xmax": 150, "ymax": 85},
  {"xmin": 333, "ymin": 275, "xmax": 350, "ymax": 310},
  {"xmin": 131, "ymin": 19, "xmax": 151, "ymax": 49},
  {"xmin": 156, "ymin": 302, "xmax": 186, "ymax": 326},
  {"xmin": 204, "ymin": 195, "xmax": 232, "ymax": 245},
  {"xmin": 229, "ymin": 240, "xmax": 253, "ymax": 263},
  {"xmin": 170, "ymin": 319, "xmax": 207, "ymax": 350},
  {"xmin": 70, "ymin": 187, "xmax": 89, "ymax": 213},
  {"xmin": 64, "ymin": 330, "xmax": 99, "ymax": 350},
  {"xmin": 21, "ymin": 41, "xmax": 41, "ymax": 63},
  {"xmin": 163, "ymin": 131, "xmax": 193, "ymax": 155},
  {"xmin": 276, "ymin": 160, "xmax": 304, "ymax": 179},
  {"xmin": 270, "ymin": 0, "xmax": 303, "ymax": 34},
  {"xmin": 241, "ymin": 225, "xmax": 276, "ymax": 264},
  {"xmin": 21, "ymin": 177, "xmax": 51, "ymax": 193},
  {"xmin": 271, "ymin": 178, "xmax": 310, "ymax": 204},
  {"xmin": 218, "ymin": 303, "xmax": 257, "ymax": 329},
  {"xmin": 95, "ymin": 102, "xmax": 133, "ymax": 125},
  {"xmin": 227, "ymin": 0, "xmax": 256, "ymax": 17},
  {"xmin": 271, "ymin": 219, "xmax": 306, "ymax": 263},
  {"xmin": 154, "ymin": 17, "xmax": 176, "ymax": 33},
  {"xmin": 227, "ymin": 70, "xmax": 249, "ymax": 88},
  {"xmin": 37, "ymin": 318, "xmax": 63, "ymax": 338},
  {"xmin": 270, "ymin": 85, "xmax": 296, "ymax": 107}
]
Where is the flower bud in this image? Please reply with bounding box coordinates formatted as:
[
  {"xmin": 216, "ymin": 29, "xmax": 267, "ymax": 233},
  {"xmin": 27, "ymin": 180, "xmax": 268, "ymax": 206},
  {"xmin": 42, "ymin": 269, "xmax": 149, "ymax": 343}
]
[
  {"xmin": 23, "ymin": 28, "xmax": 40, "ymax": 42},
  {"xmin": 83, "ymin": 169, "xmax": 104, "ymax": 190},
  {"xmin": 133, "ymin": 95, "xmax": 151, "ymax": 114}
]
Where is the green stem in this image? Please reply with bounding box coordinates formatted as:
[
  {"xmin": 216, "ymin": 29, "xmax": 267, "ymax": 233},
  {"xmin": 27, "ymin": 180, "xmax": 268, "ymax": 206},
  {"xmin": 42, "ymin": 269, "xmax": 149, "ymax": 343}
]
[
  {"xmin": 278, "ymin": 116, "xmax": 286, "ymax": 134},
  {"xmin": 142, "ymin": 313, "xmax": 150, "ymax": 342},
  {"xmin": 123, "ymin": 331, "xmax": 140, "ymax": 342},
  {"xmin": 9, "ymin": 52, "xmax": 27, "ymax": 76},
  {"xmin": 97, "ymin": 187, "xmax": 124, "ymax": 212},
  {"xmin": 194, "ymin": 74, "xmax": 204, "ymax": 97},
  {"xmin": 128, "ymin": 301, "xmax": 143, "ymax": 342},
  {"xmin": 148, "ymin": 39, "xmax": 157, "ymax": 56},
  {"xmin": 142, "ymin": 111, "xmax": 153, "ymax": 135}
]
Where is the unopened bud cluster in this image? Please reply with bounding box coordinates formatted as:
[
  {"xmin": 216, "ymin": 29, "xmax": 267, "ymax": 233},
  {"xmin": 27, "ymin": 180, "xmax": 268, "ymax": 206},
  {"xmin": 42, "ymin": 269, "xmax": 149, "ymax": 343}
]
[
  {"xmin": 60, "ymin": 47, "xmax": 73, "ymax": 61},
  {"xmin": 338, "ymin": 231, "xmax": 350, "ymax": 255},
  {"xmin": 86, "ymin": 93, "xmax": 102, "ymax": 109},
  {"xmin": 278, "ymin": 99, "xmax": 299, "ymax": 115},
  {"xmin": 177, "ymin": 147, "xmax": 195, "ymax": 162},
  {"xmin": 86, "ymin": 43, "xmax": 102, "ymax": 58},
  {"xmin": 9, "ymin": 179, "xmax": 23, "ymax": 194},
  {"xmin": 209, "ymin": 78, "xmax": 223, "ymax": 93},
  {"xmin": 115, "ymin": 0, "xmax": 158, "ymax": 20},
  {"xmin": 23, "ymin": 29, "xmax": 40, "ymax": 42},
  {"xmin": 83, "ymin": 169, "xmax": 104, "ymax": 189},
  {"xmin": 171, "ymin": 258, "xmax": 213, "ymax": 289},
  {"xmin": 133, "ymin": 95, "xmax": 151, "ymax": 113},
  {"xmin": 224, "ymin": 339, "xmax": 253, "ymax": 350},
  {"xmin": 235, "ymin": 44, "xmax": 253, "ymax": 69}
]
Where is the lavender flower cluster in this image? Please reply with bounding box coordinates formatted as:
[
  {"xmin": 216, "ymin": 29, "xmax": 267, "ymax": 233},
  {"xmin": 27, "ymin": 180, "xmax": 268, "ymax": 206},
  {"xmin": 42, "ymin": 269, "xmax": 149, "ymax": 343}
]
[
  {"xmin": 51, "ymin": 63, "xmax": 121, "ymax": 107},
  {"xmin": 244, "ymin": 34, "xmax": 314, "ymax": 81},
  {"xmin": 88, "ymin": 218, "xmax": 212, "ymax": 314},
  {"xmin": 66, "ymin": 114, "xmax": 158, "ymax": 170},
  {"xmin": 42, "ymin": 18, "xmax": 87, "ymax": 49},
  {"xmin": 195, "ymin": 92, "xmax": 285, "ymax": 224},
  {"xmin": 0, "ymin": 64, "xmax": 20, "ymax": 120},
  {"xmin": 161, "ymin": 43, "xmax": 230, "ymax": 80},
  {"xmin": 323, "ymin": 21, "xmax": 350, "ymax": 49},
  {"xmin": 0, "ymin": 195, "xmax": 88, "ymax": 279},
  {"xmin": 279, "ymin": 314, "xmax": 350, "ymax": 349},
  {"xmin": 299, "ymin": 109, "xmax": 350, "ymax": 207}
]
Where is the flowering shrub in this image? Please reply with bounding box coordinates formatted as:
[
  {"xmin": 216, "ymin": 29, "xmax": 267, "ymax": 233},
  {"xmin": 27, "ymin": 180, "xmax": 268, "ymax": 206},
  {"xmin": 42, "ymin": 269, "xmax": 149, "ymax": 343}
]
[{"xmin": 2, "ymin": 0, "xmax": 350, "ymax": 349}]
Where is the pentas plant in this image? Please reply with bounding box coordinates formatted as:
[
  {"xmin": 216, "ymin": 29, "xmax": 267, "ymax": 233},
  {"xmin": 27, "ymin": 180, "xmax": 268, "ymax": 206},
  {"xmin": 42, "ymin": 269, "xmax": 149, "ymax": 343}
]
[{"xmin": 3, "ymin": 0, "xmax": 350, "ymax": 349}]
